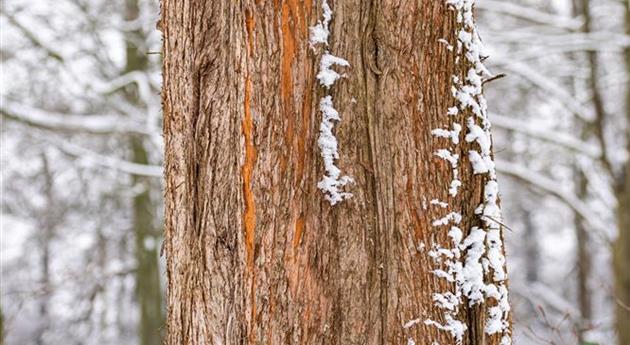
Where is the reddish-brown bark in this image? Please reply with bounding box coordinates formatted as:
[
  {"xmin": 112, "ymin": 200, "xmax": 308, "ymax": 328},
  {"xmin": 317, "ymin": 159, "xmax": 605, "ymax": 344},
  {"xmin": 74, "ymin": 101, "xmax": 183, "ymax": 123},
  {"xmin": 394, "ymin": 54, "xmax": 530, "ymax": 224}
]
[{"xmin": 160, "ymin": 1, "xmax": 510, "ymax": 344}]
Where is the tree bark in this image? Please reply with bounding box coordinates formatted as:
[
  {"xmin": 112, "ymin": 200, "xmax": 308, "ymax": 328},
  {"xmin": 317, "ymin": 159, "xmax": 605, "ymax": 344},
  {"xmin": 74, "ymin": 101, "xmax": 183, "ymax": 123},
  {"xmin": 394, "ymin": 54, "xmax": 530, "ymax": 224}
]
[{"xmin": 160, "ymin": 1, "xmax": 511, "ymax": 344}]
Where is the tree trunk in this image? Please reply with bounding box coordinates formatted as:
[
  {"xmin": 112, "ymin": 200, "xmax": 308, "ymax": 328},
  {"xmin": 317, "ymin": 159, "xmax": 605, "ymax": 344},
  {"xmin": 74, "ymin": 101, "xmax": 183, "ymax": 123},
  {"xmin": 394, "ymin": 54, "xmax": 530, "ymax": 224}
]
[
  {"xmin": 160, "ymin": 1, "xmax": 511, "ymax": 344},
  {"xmin": 522, "ymin": 207, "xmax": 539, "ymax": 285},
  {"xmin": 615, "ymin": 2, "xmax": 630, "ymax": 345},
  {"xmin": 124, "ymin": 0, "xmax": 165, "ymax": 343},
  {"xmin": 574, "ymin": 169, "xmax": 592, "ymax": 342},
  {"xmin": 616, "ymin": 172, "xmax": 630, "ymax": 345},
  {"xmin": 0, "ymin": 303, "xmax": 4, "ymax": 345},
  {"xmin": 131, "ymin": 137, "xmax": 164, "ymax": 345},
  {"xmin": 570, "ymin": 3, "xmax": 593, "ymax": 341},
  {"xmin": 36, "ymin": 154, "xmax": 55, "ymax": 345}
]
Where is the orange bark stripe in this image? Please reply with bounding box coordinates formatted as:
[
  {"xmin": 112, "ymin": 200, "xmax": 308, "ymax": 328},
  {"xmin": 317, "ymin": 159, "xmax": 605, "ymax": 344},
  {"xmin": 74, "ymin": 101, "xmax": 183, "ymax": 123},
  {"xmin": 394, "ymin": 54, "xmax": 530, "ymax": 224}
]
[
  {"xmin": 245, "ymin": 10, "xmax": 255, "ymax": 57},
  {"xmin": 296, "ymin": 64, "xmax": 312, "ymax": 184},
  {"xmin": 242, "ymin": 76, "xmax": 257, "ymax": 268},
  {"xmin": 280, "ymin": 1, "xmax": 297, "ymax": 173},
  {"xmin": 242, "ymin": 75, "xmax": 257, "ymax": 344},
  {"xmin": 287, "ymin": 0, "xmax": 306, "ymax": 35},
  {"xmin": 292, "ymin": 214, "xmax": 305, "ymax": 250}
]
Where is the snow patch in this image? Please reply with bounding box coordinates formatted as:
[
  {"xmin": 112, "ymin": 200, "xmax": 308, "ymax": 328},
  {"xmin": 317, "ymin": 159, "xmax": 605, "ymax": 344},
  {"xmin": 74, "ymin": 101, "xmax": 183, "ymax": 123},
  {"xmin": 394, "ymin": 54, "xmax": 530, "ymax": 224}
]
[
  {"xmin": 424, "ymin": 317, "xmax": 466, "ymax": 343},
  {"xmin": 316, "ymin": 96, "xmax": 354, "ymax": 205},
  {"xmin": 311, "ymin": 0, "xmax": 353, "ymax": 206},
  {"xmin": 317, "ymin": 53, "xmax": 350, "ymax": 88},
  {"xmin": 309, "ymin": 0, "xmax": 332, "ymax": 46},
  {"xmin": 432, "ymin": 123, "xmax": 462, "ymax": 144}
]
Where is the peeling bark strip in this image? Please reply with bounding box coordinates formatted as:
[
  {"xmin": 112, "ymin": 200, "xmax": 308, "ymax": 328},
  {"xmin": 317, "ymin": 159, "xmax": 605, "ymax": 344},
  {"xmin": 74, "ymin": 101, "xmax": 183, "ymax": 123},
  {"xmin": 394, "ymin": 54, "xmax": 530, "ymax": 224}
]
[{"xmin": 160, "ymin": 1, "xmax": 511, "ymax": 344}]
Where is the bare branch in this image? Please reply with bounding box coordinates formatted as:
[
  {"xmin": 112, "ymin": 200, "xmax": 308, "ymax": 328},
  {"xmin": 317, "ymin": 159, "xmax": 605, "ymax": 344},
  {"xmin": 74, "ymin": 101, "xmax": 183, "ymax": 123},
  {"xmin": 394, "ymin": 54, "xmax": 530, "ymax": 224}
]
[
  {"xmin": 51, "ymin": 139, "xmax": 162, "ymax": 178},
  {"xmin": 492, "ymin": 58, "xmax": 594, "ymax": 122},
  {"xmin": 477, "ymin": 0, "xmax": 583, "ymax": 31},
  {"xmin": 2, "ymin": 12, "xmax": 64, "ymax": 62}
]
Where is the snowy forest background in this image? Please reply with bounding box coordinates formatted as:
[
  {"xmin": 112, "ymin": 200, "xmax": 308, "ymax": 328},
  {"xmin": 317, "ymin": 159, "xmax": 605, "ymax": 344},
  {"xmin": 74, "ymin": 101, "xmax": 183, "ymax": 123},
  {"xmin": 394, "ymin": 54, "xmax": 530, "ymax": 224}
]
[{"xmin": 1, "ymin": 0, "xmax": 628, "ymax": 344}]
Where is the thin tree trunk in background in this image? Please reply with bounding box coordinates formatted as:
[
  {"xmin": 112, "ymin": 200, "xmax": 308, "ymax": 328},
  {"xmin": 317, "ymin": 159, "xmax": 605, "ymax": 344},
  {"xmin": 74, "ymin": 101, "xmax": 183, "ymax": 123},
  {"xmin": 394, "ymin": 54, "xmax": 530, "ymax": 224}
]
[
  {"xmin": 522, "ymin": 207, "xmax": 539, "ymax": 284},
  {"xmin": 574, "ymin": 170, "xmax": 592, "ymax": 342},
  {"xmin": 131, "ymin": 138, "xmax": 164, "ymax": 345},
  {"xmin": 36, "ymin": 154, "xmax": 54, "ymax": 345},
  {"xmin": 0, "ymin": 304, "xmax": 4, "ymax": 345},
  {"xmin": 576, "ymin": 0, "xmax": 621, "ymax": 342},
  {"xmin": 160, "ymin": 1, "xmax": 511, "ymax": 344},
  {"xmin": 124, "ymin": 0, "xmax": 164, "ymax": 344},
  {"xmin": 615, "ymin": 2, "xmax": 630, "ymax": 344},
  {"xmin": 570, "ymin": 3, "xmax": 593, "ymax": 341}
]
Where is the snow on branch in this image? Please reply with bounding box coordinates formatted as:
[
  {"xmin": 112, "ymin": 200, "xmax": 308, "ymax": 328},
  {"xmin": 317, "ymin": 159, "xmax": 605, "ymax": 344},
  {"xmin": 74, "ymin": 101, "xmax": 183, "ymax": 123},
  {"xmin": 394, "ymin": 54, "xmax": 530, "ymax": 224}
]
[
  {"xmin": 4, "ymin": 12, "xmax": 65, "ymax": 62},
  {"xmin": 490, "ymin": 31, "xmax": 630, "ymax": 49},
  {"xmin": 94, "ymin": 71, "xmax": 155, "ymax": 106},
  {"xmin": 507, "ymin": 40, "xmax": 630, "ymax": 61},
  {"xmin": 491, "ymin": 58, "xmax": 593, "ymax": 121},
  {"xmin": 476, "ymin": 0, "xmax": 582, "ymax": 31},
  {"xmin": 51, "ymin": 138, "xmax": 162, "ymax": 178},
  {"xmin": 490, "ymin": 113, "xmax": 601, "ymax": 158},
  {"xmin": 1, "ymin": 99, "xmax": 149, "ymax": 136}
]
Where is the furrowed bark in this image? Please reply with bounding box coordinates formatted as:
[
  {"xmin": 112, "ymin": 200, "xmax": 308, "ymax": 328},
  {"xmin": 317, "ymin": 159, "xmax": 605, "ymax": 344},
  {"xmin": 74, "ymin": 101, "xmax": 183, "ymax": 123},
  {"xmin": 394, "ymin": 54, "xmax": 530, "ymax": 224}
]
[{"xmin": 160, "ymin": 1, "xmax": 510, "ymax": 344}]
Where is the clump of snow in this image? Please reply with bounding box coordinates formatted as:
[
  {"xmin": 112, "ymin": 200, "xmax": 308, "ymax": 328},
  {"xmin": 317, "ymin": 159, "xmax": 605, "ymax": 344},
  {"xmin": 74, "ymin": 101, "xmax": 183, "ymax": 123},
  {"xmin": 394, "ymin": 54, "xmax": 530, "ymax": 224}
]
[
  {"xmin": 449, "ymin": 179, "xmax": 462, "ymax": 197},
  {"xmin": 317, "ymin": 53, "xmax": 350, "ymax": 88},
  {"xmin": 465, "ymin": 118, "xmax": 496, "ymax": 177},
  {"xmin": 424, "ymin": 316, "xmax": 467, "ymax": 343},
  {"xmin": 309, "ymin": 0, "xmax": 332, "ymax": 46},
  {"xmin": 434, "ymin": 149, "xmax": 461, "ymax": 196},
  {"xmin": 432, "ymin": 212, "xmax": 462, "ymax": 227},
  {"xmin": 432, "ymin": 123, "xmax": 462, "ymax": 144},
  {"xmin": 311, "ymin": 0, "xmax": 353, "ymax": 205},
  {"xmin": 316, "ymin": 96, "xmax": 354, "ymax": 205},
  {"xmin": 435, "ymin": 149, "xmax": 459, "ymax": 167},
  {"xmin": 438, "ymin": 38, "xmax": 454, "ymax": 51},
  {"xmin": 430, "ymin": 199, "xmax": 449, "ymax": 208}
]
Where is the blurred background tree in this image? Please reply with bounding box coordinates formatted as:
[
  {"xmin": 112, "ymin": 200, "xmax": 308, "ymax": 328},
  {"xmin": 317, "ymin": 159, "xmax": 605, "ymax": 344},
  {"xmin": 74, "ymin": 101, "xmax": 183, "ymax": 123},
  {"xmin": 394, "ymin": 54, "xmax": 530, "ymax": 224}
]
[
  {"xmin": 1, "ymin": 0, "xmax": 629, "ymax": 344},
  {"xmin": 1, "ymin": 0, "xmax": 163, "ymax": 344}
]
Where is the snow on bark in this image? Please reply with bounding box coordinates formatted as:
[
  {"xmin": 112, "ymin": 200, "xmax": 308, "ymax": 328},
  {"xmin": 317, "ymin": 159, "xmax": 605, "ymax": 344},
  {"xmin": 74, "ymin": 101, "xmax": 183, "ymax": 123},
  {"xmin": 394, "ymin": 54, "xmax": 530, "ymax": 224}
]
[
  {"xmin": 432, "ymin": 123, "xmax": 462, "ymax": 145},
  {"xmin": 309, "ymin": 0, "xmax": 332, "ymax": 46},
  {"xmin": 317, "ymin": 53, "xmax": 350, "ymax": 88},
  {"xmin": 424, "ymin": 1, "xmax": 512, "ymax": 344},
  {"xmin": 434, "ymin": 148, "xmax": 462, "ymax": 196},
  {"xmin": 316, "ymin": 96, "xmax": 353, "ymax": 205},
  {"xmin": 311, "ymin": 0, "xmax": 353, "ymax": 205}
]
